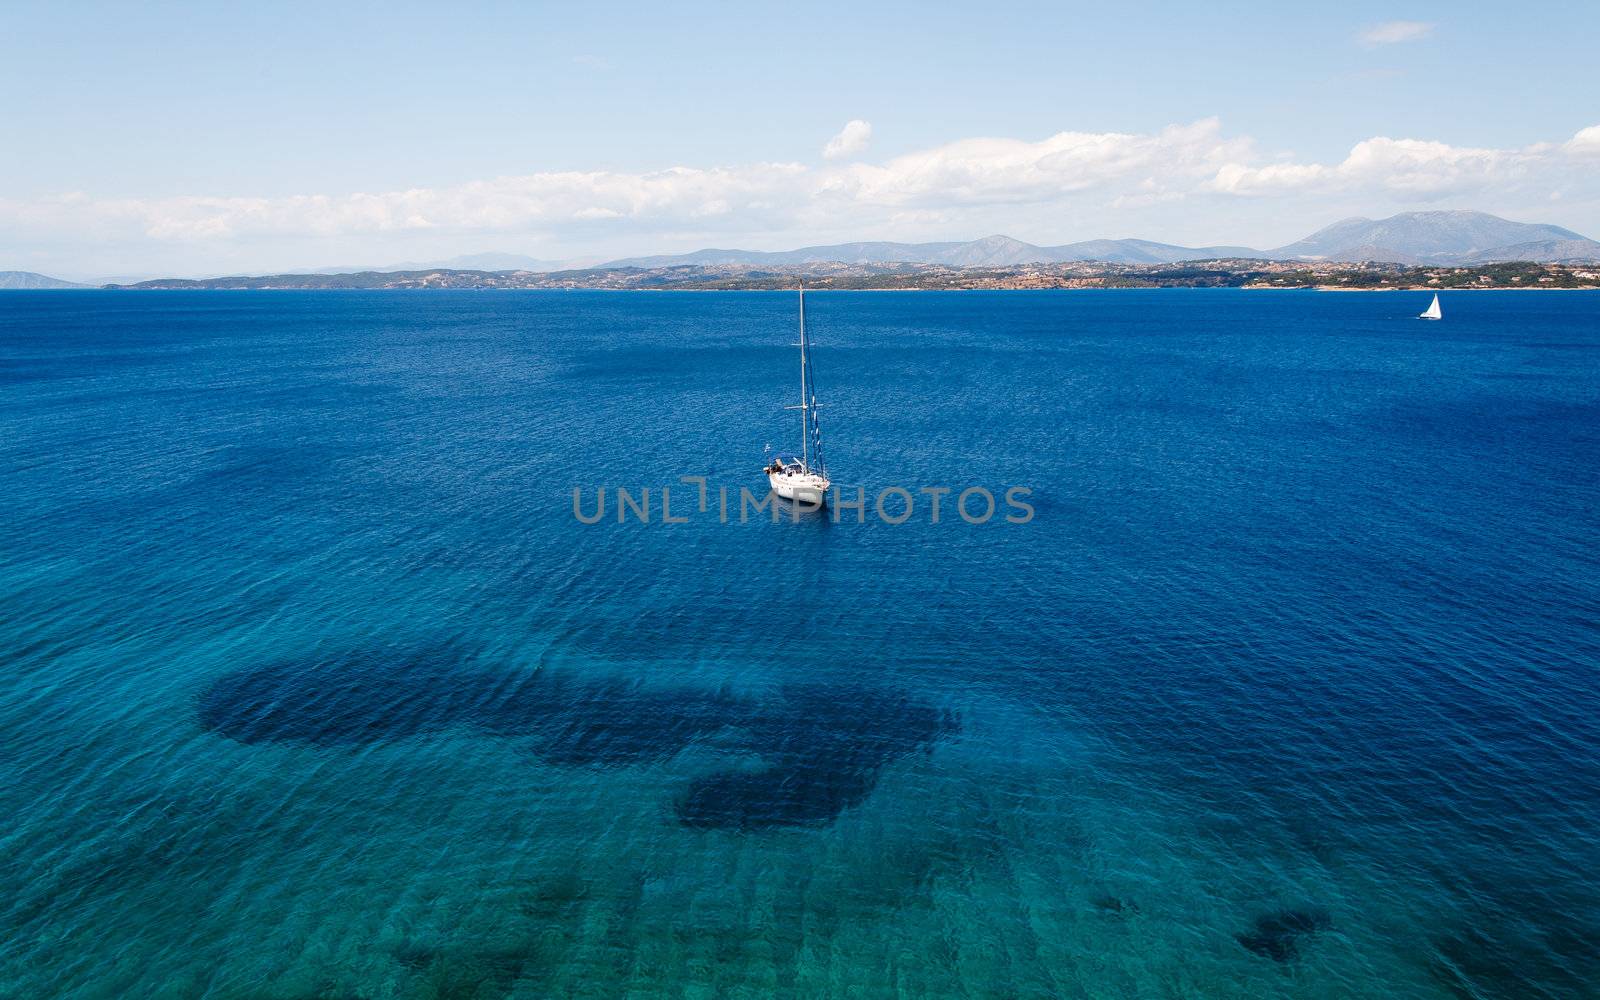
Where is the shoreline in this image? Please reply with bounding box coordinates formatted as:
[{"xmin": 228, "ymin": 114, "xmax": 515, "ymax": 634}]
[
  {"xmin": 1302, "ymin": 285, "xmax": 1599, "ymax": 292},
  {"xmin": 10, "ymin": 284, "xmax": 1600, "ymax": 294}
]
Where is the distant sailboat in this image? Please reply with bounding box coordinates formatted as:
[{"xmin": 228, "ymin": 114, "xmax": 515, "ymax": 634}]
[
  {"xmin": 763, "ymin": 283, "xmax": 830, "ymax": 505},
  {"xmin": 1419, "ymin": 294, "xmax": 1442, "ymax": 320}
]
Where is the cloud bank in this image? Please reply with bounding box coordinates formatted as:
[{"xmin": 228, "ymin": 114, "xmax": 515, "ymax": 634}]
[{"xmin": 5, "ymin": 118, "xmax": 1598, "ymax": 273}]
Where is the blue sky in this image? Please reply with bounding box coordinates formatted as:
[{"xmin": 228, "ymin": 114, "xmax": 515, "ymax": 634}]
[{"xmin": 4, "ymin": 1, "xmax": 1599, "ymax": 277}]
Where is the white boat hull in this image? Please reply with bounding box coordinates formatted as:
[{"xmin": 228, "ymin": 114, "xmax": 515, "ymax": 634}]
[{"xmin": 769, "ymin": 471, "xmax": 830, "ymax": 505}]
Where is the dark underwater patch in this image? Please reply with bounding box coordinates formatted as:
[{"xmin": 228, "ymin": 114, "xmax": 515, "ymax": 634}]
[
  {"xmin": 200, "ymin": 654, "xmax": 955, "ymax": 829},
  {"xmin": 492, "ymin": 674, "xmax": 740, "ymax": 766},
  {"xmin": 196, "ymin": 647, "xmax": 470, "ymax": 745},
  {"xmin": 676, "ymin": 685, "xmax": 957, "ymax": 830},
  {"xmin": 1235, "ymin": 908, "xmax": 1331, "ymax": 962}
]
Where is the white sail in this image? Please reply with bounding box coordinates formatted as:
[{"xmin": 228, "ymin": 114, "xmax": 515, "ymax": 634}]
[{"xmin": 1420, "ymin": 294, "xmax": 1442, "ymax": 320}]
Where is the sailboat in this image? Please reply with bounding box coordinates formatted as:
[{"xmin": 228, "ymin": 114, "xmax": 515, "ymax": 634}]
[
  {"xmin": 763, "ymin": 283, "xmax": 830, "ymax": 505},
  {"xmin": 1419, "ymin": 294, "xmax": 1442, "ymax": 320}
]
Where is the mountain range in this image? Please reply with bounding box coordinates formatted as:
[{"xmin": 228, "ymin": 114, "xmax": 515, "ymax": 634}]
[
  {"xmin": 6, "ymin": 211, "xmax": 1599, "ymax": 289},
  {"xmin": 602, "ymin": 234, "xmax": 1266, "ymax": 268},
  {"xmin": 600, "ymin": 212, "xmax": 1600, "ymax": 269}
]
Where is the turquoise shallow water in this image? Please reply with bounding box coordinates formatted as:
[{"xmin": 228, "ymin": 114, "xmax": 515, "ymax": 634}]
[{"xmin": 1, "ymin": 289, "xmax": 1597, "ymax": 998}]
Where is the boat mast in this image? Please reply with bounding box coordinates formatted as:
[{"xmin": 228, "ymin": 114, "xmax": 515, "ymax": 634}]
[{"xmin": 798, "ymin": 282, "xmax": 809, "ymax": 469}]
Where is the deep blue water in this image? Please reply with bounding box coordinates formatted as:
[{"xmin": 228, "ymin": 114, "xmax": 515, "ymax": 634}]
[{"xmin": 1, "ymin": 289, "xmax": 1597, "ymax": 999}]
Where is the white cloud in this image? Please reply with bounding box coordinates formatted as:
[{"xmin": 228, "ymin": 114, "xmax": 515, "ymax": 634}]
[
  {"xmin": 820, "ymin": 118, "xmax": 1252, "ymax": 208},
  {"xmin": 822, "ymin": 120, "xmax": 872, "ymax": 160},
  {"xmin": 1566, "ymin": 125, "xmax": 1600, "ymax": 157},
  {"xmin": 1360, "ymin": 20, "xmax": 1435, "ymax": 46},
  {"xmin": 1206, "ymin": 129, "xmax": 1600, "ymax": 200}
]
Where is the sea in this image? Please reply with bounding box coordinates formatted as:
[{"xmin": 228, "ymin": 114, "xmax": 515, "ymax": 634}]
[{"xmin": 1, "ymin": 289, "xmax": 1596, "ymax": 999}]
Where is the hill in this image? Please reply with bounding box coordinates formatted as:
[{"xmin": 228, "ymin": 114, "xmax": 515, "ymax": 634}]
[
  {"xmin": 0, "ymin": 270, "xmax": 87, "ymax": 289},
  {"xmin": 1270, "ymin": 211, "xmax": 1600, "ymax": 264},
  {"xmin": 1043, "ymin": 238, "xmax": 1267, "ymax": 264}
]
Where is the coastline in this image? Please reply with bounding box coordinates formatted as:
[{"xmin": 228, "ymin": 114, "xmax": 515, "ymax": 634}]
[
  {"xmin": 1301, "ymin": 285, "xmax": 1599, "ymax": 292},
  {"xmin": 91, "ymin": 259, "xmax": 1600, "ymax": 293},
  {"xmin": 12, "ymin": 284, "xmax": 1599, "ymax": 293}
]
